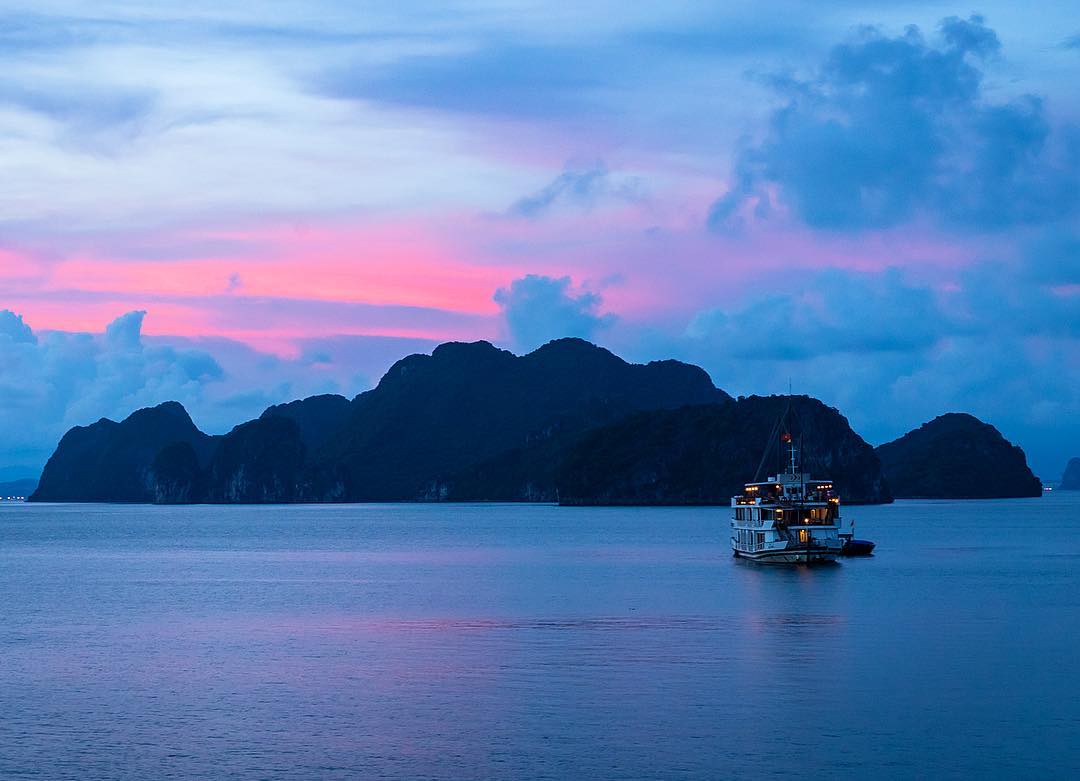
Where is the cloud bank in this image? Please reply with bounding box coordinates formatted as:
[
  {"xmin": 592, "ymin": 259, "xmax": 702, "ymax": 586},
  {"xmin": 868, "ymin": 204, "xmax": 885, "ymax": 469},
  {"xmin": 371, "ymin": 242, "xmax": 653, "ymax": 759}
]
[
  {"xmin": 711, "ymin": 15, "xmax": 1080, "ymax": 232},
  {"xmin": 494, "ymin": 275, "xmax": 614, "ymax": 352},
  {"xmin": 0, "ymin": 309, "xmax": 437, "ymax": 476},
  {"xmin": 0, "ymin": 5, "xmax": 1077, "ymax": 479},
  {"xmin": 0, "ymin": 309, "xmax": 222, "ymax": 474}
]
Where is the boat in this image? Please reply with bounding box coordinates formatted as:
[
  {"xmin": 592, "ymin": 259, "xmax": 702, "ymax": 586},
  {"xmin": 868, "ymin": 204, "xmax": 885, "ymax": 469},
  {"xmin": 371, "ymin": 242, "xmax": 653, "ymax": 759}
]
[
  {"xmin": 839, "ymin": 522, "xmax": 876, "ymax": 556},
  {"xmin": 839, "ymin": 536, "xmax": 876, "ymax": 556},
  {"xmin": 730, "ymin": 409, "xmax": 843, "ymax": 564}
]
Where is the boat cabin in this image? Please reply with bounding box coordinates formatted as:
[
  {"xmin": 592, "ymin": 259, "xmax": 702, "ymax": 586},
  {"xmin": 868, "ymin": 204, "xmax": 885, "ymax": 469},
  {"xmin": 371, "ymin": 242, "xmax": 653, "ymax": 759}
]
[{"xmin": 733, "ymin": 475, "xmax": 840, "ymax": 529}]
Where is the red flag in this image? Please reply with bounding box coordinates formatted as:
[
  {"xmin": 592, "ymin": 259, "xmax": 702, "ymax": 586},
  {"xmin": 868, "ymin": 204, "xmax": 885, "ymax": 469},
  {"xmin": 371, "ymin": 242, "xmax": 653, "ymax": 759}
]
[{"xmin": 781, "ymin": 432, "xmax": 792, "ymax": 443}]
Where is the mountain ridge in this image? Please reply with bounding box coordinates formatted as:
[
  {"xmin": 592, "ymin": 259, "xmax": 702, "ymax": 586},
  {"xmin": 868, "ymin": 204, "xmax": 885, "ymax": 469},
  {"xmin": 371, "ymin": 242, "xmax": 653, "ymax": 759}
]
[
  {"xmin": 30, "ymin": 340, "xmax": 1040, "ymax": 506},
  {"xmin": 557, "ymin": 396, "xmax": 891, "ymax": 505},
  {"xmin": 31, "ymin": 338, "xmax": 732, "ymax": 504},
  {"xmin": 30, "ymin": 401, "xmax": 215, "ymax": 503}
]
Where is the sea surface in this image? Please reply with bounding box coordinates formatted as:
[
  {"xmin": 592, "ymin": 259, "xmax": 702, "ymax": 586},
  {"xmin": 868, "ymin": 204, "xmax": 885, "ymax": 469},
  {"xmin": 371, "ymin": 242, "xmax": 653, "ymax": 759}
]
[{"xmin": 1, "ymin": 495, "xmax": 1078, "ymax": 780}]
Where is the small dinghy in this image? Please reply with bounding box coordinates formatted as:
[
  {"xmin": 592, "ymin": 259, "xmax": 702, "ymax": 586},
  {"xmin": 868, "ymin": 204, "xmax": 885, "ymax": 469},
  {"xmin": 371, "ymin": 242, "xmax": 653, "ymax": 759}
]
[
  {"xmin": 839, "ymin": 521, "xmax": 875, "ymax": 556},
  {"xmin": 840, "ymin": 537, "xmax": 876, "ymax": 556}
]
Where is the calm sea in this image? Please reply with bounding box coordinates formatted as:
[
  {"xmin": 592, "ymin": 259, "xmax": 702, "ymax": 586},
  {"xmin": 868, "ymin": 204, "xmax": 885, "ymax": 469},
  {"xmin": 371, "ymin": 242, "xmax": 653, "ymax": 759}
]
[{"xmin": 1, "ymin": 495, "xmax": 1078, "ymax": 780}]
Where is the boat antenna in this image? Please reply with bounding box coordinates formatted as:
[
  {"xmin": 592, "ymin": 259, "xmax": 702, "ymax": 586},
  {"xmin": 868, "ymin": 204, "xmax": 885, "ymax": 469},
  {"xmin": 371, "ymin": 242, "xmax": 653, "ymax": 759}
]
[
  {"xmin": 799, "ymin": 432, "xmax": 805, "ymax": 492},
  {"xmin": 789, "ymin": 432, "xmax": 798, "ymax": 476},
  {"xmin": 753, "ymin": 397, "xmax": 793, "ymax": 483},
  {"xmin": 785, "ymin": 401, "xmax": 830, "ymax": 479},
  {"xmin": 753, "ymin": 409, "xmax": 785, "ymax": 483}
]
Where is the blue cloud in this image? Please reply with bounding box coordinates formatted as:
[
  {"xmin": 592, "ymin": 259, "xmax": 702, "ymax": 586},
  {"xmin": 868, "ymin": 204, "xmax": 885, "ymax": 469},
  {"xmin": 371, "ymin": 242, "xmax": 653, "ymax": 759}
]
[
  {"xmin": 0, "ymin": 10, "xmax": 363, "ymax": 54},
  {"xmin": 1025, "ymin": 229, "xmax": 1080, "ymax": 285},
  {"xmin": 320, "ymin": 43, "xmax": 610, "ymax": 119},
  {"xmin": 104, "ymin": 310, "xmax": 147, "ymax": 349},
  {"xmin": 494, "ymin": 274, "xmax": 614, "ymax": 351},
  {"xmin": 0, "ymin": 311, "xmax": 228, "ymax": 475},
  {"xmin": 687, "ymin": 269, "xmax": 945, "ymax": 361},
  {"xmin": 312, "ymin": 7, "xmax": 827, "ymax": 123},
  {"xmin": 0, "ymin": 308, "xmax": 452, "ymax": 475},
  {"xmin": 507, "ymin": 161, "xmax": 642, "ymax": 218},
  {"xmin": 0, "ymin": 12, "xmax": 129, "ymax": 52},
  {"xmin": 711, "ymin": 15, "xmax": 1080, "ymax": 232},
  {"xmin": 509, "ymin": 163, "xmax": 610, "ymax": 218},
  {"xmin": 0, "ymin": 310, "xmax": 37, "ymax": 345},
  {"xmin": 630, "ymin": 22, "xmax": 809, "ymax": 57},
  {"xmin": 0, "ymin": 83, "xmax": 155, "ymax": 132},
  {"xmin": 940, "ymin": 14, "xmax": 1001, "ymax": 57}
]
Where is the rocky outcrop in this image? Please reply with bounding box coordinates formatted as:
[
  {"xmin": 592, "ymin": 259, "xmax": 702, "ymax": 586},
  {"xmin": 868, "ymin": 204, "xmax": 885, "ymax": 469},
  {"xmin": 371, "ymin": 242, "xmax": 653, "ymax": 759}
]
[
  {"xmin": 556, "ymin": 395, "xmax": 892, "ymax": 505},
  {"xmin": 30, "ymin": 402, "xmax": 214, "ymax": 502},
  {"xmin": 260, "ymin": 394, "xmax": 351, "ymax": 451},
  {"xmin": 31, "ymin": 339, "xmax": 731, "ymax": 504},
  {"xmin": 150, "ymin": 442, "xmax": 204, "ymax": 504},
  {"xmin": 306, "ymin": 338, "xmax": 730, "ymax": 501},
  {"xmin": 203, "ymin": 417, "xmax": 307, "ymax": 503},
  {"xmin": 36, "ymin": 353, "xmax": 1045, "ymax": 506},
  {"xmin": 1059, "ymin": 458, "xmax": 1080, "ymax": 490},
  {"xmin": 875, "ymin": 413, "xmax": 1042, "ymax": 498}
]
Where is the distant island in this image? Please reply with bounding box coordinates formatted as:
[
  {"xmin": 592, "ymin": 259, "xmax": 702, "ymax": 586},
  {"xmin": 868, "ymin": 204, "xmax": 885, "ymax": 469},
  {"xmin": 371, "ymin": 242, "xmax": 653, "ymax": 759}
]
[
  {"xmin": 0, "ymin": 478, "xmax": 37, "ymax": 501},
  {"xmin": 555, "ymin": 396, "xmax": 888, "ymax": 505},
  {"xmin": 876, "ymin": 413, "xmax": 1043, "ymax": 499},
  {"xmin": 29, "ymin": 338, "xmax": 1042, "ymax": 505},
  {"xmin": 1061, "ymin": 458, "xmax": 1080, "ymax": 490}
]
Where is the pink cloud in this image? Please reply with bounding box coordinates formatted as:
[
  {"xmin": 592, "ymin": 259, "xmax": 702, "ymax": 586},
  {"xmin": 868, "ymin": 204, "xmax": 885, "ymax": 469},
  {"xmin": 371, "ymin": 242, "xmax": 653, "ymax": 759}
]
[
  {"xmin": 0, "ymin": 248, "xmax": 46, "ymax": 281},
  {"xmin": 47, "ymin": 224, "xmax": 512, "ymax": 315},
  {"xmin": 3, "ymin": 201, "xmax": 994, "ymax": 360}
]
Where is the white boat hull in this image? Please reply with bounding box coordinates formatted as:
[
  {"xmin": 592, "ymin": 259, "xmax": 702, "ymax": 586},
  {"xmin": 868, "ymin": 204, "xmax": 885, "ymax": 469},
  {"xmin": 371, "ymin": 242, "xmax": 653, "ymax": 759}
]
[{"xmin": 732, "ymin": 545, "xmax": 839, "ymax": 564}]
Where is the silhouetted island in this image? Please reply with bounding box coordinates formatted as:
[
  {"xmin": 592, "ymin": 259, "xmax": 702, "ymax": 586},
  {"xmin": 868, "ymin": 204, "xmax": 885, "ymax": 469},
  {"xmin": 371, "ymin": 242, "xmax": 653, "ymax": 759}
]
[
  {"xmin": 30, "ymin": 402, "xmax": 215, "ymax": 503},
  {"xmin": 33, "ymin": 339, "xmax": 734, "ymax": 503},
  {"xmin": 875, "ymin": 413, "xmax": 1043, "ymax": 499},
  {"xmin": 556, "ymin": 395, "xmax": 890, "ymax": 504},
  {"xmin": 30, "ymin": 339, "xmax": 1039, "ymax": 505},
  {"xmin": 1060, "ymin": 458, "xmax": 1080, "ymax": 490},
  {"xmin": 0, "ymin": 478, "xmax": 37, "ymax": 499}
]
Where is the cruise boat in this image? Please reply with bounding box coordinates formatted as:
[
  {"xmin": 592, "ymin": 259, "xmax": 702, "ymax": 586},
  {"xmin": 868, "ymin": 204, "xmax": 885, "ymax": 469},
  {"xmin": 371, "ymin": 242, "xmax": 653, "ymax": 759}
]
[{"xmin": 730, "ymin": 417, "xmax": 843, "ymax": 564}]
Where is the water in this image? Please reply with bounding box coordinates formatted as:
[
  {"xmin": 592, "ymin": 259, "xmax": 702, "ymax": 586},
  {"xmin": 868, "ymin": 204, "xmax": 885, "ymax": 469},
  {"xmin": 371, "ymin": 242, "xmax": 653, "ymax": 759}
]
[{"xmin": 1, "ymin": 495, "xmax": 1078, "ymax": 780}]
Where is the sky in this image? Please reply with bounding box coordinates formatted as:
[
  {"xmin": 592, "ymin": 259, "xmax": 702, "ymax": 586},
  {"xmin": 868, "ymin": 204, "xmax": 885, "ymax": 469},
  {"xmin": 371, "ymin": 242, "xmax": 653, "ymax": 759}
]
[{"xmin": 1, "ymin": 1, "xmax": 1078, "ymax": 481}]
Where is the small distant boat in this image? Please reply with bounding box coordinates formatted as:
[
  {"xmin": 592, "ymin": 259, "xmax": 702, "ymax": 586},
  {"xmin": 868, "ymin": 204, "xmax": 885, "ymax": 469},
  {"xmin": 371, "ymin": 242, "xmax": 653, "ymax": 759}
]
[{"xmin": 730, "ymin": 408, "xmax": 842, "ymax": 564}]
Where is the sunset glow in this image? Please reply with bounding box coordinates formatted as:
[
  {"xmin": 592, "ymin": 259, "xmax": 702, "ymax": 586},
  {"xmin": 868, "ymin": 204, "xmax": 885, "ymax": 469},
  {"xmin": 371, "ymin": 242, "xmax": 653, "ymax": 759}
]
[{"xmin": 0, "ymin": 1, "xmax": 1078, "ymax": 478}]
